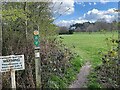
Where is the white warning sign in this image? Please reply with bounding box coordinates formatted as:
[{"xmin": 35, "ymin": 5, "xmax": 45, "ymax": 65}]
[{"xmin": 0, "ymin": 55, "xmax": 25, "ymax": 72}]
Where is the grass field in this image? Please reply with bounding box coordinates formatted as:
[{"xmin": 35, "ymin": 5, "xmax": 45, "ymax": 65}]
[
  {"xmin": 57, "ymin": 31, "xmax": 118, "ymax": 88},
  {"xmin": 59, "ymin": 32, "xmax": 118, "ymax": 67},
  {"xmin": 50, "ymin": 31, "xmax": 118, "ymax": 88}
]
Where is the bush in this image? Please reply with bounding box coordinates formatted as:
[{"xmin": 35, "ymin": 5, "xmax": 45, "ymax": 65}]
[
  {"xmin": 2, "ymin": 35, "xmax": 75, "ymax": 88},
  {"xmin": 96, "ymin": 39, "xmax": 120, "ymax": 88},
  {"xmin": 40, "ymin": 38, "xmax": 75, "ymax": 88},
  {"xmin": 69, "ymin": 30, "xmax": 74, "ymax": 34},
  {"xmin": 58, "ymin": 26, "xmax": 74, "ymax": 35}
]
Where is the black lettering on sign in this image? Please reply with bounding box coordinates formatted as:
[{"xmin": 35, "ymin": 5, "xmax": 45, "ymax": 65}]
[
  {"xmin": 2, "ymin": 59, "xmax": 20, "ymax": 63},
  {"xmin": 2, "ymin": 67, "xmax": 8, "ymax": 68},
  {"xmin": 15, "ymin": 65, "xmax": 20, "ymax": 67},
  {"xmin": 11, "ymin": 63, "xmax": 18, "ymax": 65},
  {"xmin": 3, "ymin": 59, "xmax": 10, "ymax": 63},
  {"xmin": 2, "ymin": 64, "xmax": 8, "ymax": 66},
  {"xmin": 1, "ymin": 69, "xmax": 6, "ymax": 71},
  {"xmin": 15, "ymin": 68, "xmax": 22, "ymax": 69},
  {"xmin": 11, "ymin": 59, "xmax": 20, "ymax": 62}
]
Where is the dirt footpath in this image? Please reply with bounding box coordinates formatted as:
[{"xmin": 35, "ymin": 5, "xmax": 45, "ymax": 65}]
[{"xmin": 69, "ymin": 62, "xmax": 91, "ymax": 88}]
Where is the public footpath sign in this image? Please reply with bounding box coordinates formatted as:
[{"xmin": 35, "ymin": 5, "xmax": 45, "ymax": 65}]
[
  {"xmin": 0, "ymin": 55, "xmax": 25, "ymax": 72},
  {"xmin": 33, "ymin": 30, "xmax": 40, "ymax": 47},
  {"xmin": 0, "ymin": 55, "xmax": 25, "ymax": 89}
]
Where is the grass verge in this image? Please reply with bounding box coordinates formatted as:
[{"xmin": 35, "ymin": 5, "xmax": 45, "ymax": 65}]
[{"xmin": 49, "ymin": 56, "xmax": 84, "ymax": 88}]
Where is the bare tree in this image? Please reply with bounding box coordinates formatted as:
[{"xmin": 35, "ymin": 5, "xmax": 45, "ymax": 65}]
[
  {"xmin": 86, "ymin": 24, "xmax": 94, "ymax": 33},
  {"xmin": 58, "ymin": 26, "xmax": 69, "ymax": 34},
  {"xmin": 75, "ymin": 27, "xmax": 81, "ymax": 32},
  {"xmin": 95, "ymin": 19, "xmax": 111, "ymax": 31}
]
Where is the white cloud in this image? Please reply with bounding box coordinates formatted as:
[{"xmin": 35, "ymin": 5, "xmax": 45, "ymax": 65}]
[
  {"xmin": 74, "ymin": 0, "xmax": 119, "ymax": 3},
  {"xmin": 75, "ymin": 2, "xmax": 82, "ymax": 4},
  {"xmin": 51, "ymin": 0, "xmax": 74, "ymax": 15},
  {"xmin": 76, "ymin": 2, "xmax": 96, "ymax": 6},
  {"xmin": 55, "ymin": 19, "xmax": 89, "ymax": 27},
  {"xmin": 100, "ymin": 0, "xmax": 110, "ymax": 4},
  {"xmin": 55, "ymin": 20, "xmax": 74, "ymax": 27},
  {"xmin": 93, "ymin": 2, "xmax": 96, "ymax": 5},
  {"xmin": 89, "ymin": 2, "xmax": 92, "ymax": 5},
  {"xmin": 75, "ymin": 2, "xmax": 86, "ymax": 7},
  {"xmin": 83, "ymin": 4, "xmax": 85, "ymax": 7},
  {"xmin": 55, "ymin": 8, "xmax": 118, "ymax": 27},
  {"xmin": 83, "ymin": 8, "xmax": 117, "ymax": 22}
]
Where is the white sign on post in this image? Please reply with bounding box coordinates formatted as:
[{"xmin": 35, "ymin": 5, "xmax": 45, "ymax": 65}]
[
  {"xmin": 0, "ymin": 55, "xmax": 25, "ymax": 72},
  {"xmin": 0, "ymin": 55, "xmax": 25, "ymax": 89}
]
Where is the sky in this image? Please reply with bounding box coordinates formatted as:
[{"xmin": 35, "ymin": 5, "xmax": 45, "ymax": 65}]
[
  {"xmin": 3, "ymin": 0, "xmax": 119, "ymax": 27},
  {"xmin": 52, "ymin": 0, "xmax": 119, "ymax": 27}
]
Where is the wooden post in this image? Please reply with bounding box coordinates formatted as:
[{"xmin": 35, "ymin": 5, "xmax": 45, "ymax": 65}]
[
  {"xmin": 11, "ymin": 70, "xmax": 16, "ymax": 90},
  {"xmin": 34, "ymin": 26, "xmax": 41, "ymax": 88},
  {"xmin": 35, "ymin": 48, "xmax": 41, "ymax": 88}
]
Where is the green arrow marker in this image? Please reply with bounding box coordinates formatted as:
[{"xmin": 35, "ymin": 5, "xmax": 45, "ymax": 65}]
[
  {"xmin": 34, "ymin": 41, "xmax": 39, "ymax": 46},
  {"xmin": 34, "ymin": 35, "xmax": 39, "ymax": 40}
]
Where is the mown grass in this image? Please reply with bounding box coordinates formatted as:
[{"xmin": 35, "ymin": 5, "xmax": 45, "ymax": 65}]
[
  {"xmin": 60, "ymin": 31, "xmax": 118, "ymax": 67},
  {"xmin": 59, "ymin": 31, "xmax": 118, "ymax": 88}
]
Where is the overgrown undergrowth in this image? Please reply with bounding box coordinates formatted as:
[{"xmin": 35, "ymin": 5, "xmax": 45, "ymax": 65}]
[
  {"xmin": 49, "ymin": 56, "xmax": 83, "ymax": 88},
  {"xmin": 87, "ymin": 38, "xmax": 119, "ymax": 89}
]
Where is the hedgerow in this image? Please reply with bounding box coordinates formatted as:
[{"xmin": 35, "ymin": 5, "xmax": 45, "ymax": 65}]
[{"xmin": 96, "ymin": 38, "xmax": 120, "ymax": 88}]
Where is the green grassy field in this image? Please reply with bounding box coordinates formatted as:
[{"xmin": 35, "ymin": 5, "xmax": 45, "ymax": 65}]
[
  {"xmin": 59, "ymin": 32, "xmax": 118, "ymax": 67},
  {"xmin": 56, "ymin": 31, "xmax": 118, "ymax": 88}
]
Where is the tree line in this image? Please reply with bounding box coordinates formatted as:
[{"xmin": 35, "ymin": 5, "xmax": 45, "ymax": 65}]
[{"xmin": 58, "ymin": 19, "xmax": 118, "ymax": 34}]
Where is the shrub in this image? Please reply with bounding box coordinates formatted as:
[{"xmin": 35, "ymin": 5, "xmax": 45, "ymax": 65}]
[
  {"xmin": 58, "ymin": 26, "xmax": 74, "ymax": 35},
  {"xmin": 2, "ymin": 36, "xmax": 75, "ymax": 88},
  {"xmin": 96, "ymin": 39, "xmax": 120, "ymax": 88}
]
